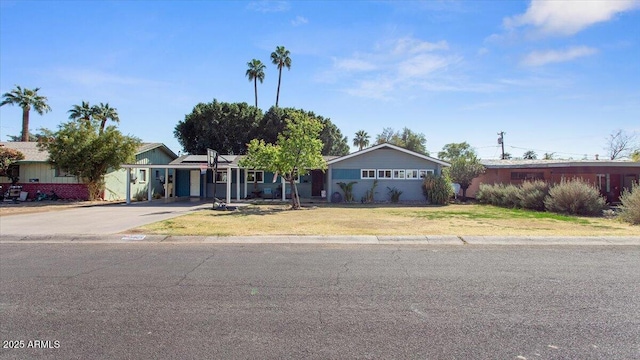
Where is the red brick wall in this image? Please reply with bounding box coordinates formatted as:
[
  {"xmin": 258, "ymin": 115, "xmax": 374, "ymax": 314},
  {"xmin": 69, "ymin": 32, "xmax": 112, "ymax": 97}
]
[{"xmin": 1, "ymin": 183, "xmax": 89, "ymax": 200}]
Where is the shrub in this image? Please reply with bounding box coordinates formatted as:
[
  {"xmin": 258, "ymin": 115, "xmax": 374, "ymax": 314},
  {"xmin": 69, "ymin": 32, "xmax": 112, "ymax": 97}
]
[
  {"xmin": 387, "ymin": 186, "xmax": 403, "ymax": 203},
  {"xmin": 476, "ymin": 183, "xmax": 520, "ymax": 208},
  {"xmin": 337, "ymin": 181, "xmax": 357, "ymax": 202},
  {"xmin": 498, "ymin": 184, "xmax": 521, "ymax": 208},
  {"xmin": 517, "ymin": 180, "xmax": 549, "ymax": 211},
  {"xmin": 422, "ymin": 173, "xmax": 452, "ymax": 205},
  {"xmin": 544, "ymin": 178, "xmax": 606, "ymax": 216},
  {"xmin": 476, "ymin": 183, "xmax": 499, "ymax": 205},
  {"xmin": 619, "ymin": 182, "xmax": 640, "ymax": 225}
]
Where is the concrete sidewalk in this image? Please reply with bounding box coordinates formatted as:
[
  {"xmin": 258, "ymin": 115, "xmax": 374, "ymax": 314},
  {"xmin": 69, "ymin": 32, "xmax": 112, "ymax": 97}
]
[{"xmin": 1, "ymin": 234, "xmax": 639, "ymax": 245}]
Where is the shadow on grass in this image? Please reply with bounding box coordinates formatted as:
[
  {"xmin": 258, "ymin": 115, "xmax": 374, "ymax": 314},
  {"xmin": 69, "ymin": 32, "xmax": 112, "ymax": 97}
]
[{"xmin": 204, "ymin": 206, "xmax": 292, "ymax": 217}]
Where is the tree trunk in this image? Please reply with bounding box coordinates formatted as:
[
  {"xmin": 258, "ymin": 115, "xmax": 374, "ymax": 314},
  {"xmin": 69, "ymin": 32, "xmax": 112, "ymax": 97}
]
[
  {"xmin": 254, "ymin": 78, "xmax": 258, "ymax": 108},
  {"xmin": 290, "ymin": 179, "xmax": 300, "ymax": 209},
  {"xmin": 461, "ymin": 187, "xmax": 468, "ymax": 202},
  {"xmin": 100, "ymin": 119, "xmax": 106, "ymax": 133},
  {"xmin": 275, "ymin": 68, "xmax": 282, "ymax": 107},
  {"xmin": 21, "ymin": 107, "xmax": 30, "ymax": 141}
]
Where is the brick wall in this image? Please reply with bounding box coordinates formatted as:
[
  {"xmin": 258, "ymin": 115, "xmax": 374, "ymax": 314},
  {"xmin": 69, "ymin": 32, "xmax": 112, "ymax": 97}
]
[{"xmin": 1, "ymin": 183, "xmax": 89, "ymax": 200}]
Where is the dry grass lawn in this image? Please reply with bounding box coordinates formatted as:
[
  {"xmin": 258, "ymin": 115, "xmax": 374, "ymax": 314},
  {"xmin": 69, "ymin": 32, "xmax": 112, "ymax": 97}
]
[{"xmin": 136, "ymin": 204, "xmax": 640, "ymax": 237}]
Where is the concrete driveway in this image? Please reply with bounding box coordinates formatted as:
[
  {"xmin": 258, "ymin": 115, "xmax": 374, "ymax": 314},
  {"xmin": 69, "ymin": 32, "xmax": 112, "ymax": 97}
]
[{"xmin": 0, "ymin": 200, "xmax": 211, "ymax": 236}]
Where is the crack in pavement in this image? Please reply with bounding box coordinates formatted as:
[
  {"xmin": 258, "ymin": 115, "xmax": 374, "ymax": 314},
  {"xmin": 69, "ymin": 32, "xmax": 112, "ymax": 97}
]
[
  {"xmin": 60, "ymin": 253, "xmax": 151, "ymax": 284},
  {"xmin": 176, "ymin": 252, "xmax": 216, "ymax": 286},
  {"xmin": 392, "ymin": 248, "xmax": 411, "ymax": 279}
]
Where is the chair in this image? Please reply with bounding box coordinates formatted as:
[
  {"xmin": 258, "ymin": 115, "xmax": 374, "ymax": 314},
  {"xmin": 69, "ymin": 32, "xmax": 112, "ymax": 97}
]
[{"xmin": 262, "ymin": 187, "xmax": 274, "ymax": 199}]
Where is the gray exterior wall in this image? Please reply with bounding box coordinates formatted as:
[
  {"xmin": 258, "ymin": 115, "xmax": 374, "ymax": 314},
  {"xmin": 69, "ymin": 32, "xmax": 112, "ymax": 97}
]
[{"xmin": 328, "ymin": 147, "xmax": 445, "ymax": 202}]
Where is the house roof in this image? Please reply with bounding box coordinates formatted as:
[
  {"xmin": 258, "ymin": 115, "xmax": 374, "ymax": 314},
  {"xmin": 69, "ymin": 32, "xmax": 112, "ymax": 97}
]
[
  {"xmin": 480, "ymin": 159, "xmax": 640, "ymax": 169},
  {"xmin": 0, "ymin": 142, "xmax": 48, "ymax": 162},
  {"xmin": 169, "ymin": 154, "xmax": 339, "ymax": 168},
  {"xmin": 0, "ymin": 141, "xmax": 178, "ymax": 163},
  {"xmin": 327, "ymin": 143, "xmax": 451, "ymax": 167}
]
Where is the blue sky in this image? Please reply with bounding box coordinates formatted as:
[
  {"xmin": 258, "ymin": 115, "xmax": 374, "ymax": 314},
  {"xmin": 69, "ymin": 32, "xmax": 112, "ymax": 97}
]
[{"xmin": 1, "ymin": 0, "xmax": 638, "ymax": 159}]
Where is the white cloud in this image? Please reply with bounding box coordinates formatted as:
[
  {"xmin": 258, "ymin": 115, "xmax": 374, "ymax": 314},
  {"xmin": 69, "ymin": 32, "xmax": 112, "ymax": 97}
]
[
  {"xmin": 291, "ymin": 15, "xmax": 308, "ymax": 26},
  {"xmin": 521, "ymin": 46, "xmax": 598, "ymax": 67},
  {"xmin": 246, "ymin": 1, "xmax": 290, "ymax": 13},
  {"xmin": 334, "ymin": 58, "xmax": 377, "ymax": 72},
  {"xmin": 391, "ymin": 38, "xmax": 449, "ymax": 55},
  {"xmin": 398, "ymin": 54, "xmax": 452, "ymax": 77},
  {"xmin": 504, "ymin": 0, "xmax": 640, "ymax": 36}
]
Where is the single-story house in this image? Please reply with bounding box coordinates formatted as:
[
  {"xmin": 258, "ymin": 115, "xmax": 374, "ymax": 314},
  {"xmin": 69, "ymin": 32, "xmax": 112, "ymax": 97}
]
[
  {"xmin": 0, "ymin": 142, "xmax": 177, "ymax": 201},
  {"xmin": 157, "ymin": 143, "xmax": 450, "ymax": 204},
  {"xmin": 466, "ymin": 159, "xmax": 640, "ymax": 203}
]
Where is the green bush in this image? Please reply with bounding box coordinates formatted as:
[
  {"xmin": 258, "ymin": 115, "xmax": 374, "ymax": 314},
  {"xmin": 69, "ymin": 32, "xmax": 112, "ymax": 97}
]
[
  {"xmin": 619, "ymin": 182, "xmax": 640, "ymax": 225},
  {"xmin": 476, "ymin": 183, "xmax": 521, "ymax": 208},
  {"xmin": 499, "ymin": 184, "xmax": 521, "ymax": 208},
  {"xmin": 476, "ymin": 183, "xmax": 499, "ymax": 205},
  {"xmin": 544, "ymin": 179, "xmax": 606, "ymax": 216},
  {"xmin": 422, "ymin": 173, "xmax": 452, "ymax": 205},
  {"xmin": 387, "ymin": 186, "xmax": 403, "ymax": 203},
  {"xmin": 517, "ymin": 180, "xmax": 550, "ymax": 211}
]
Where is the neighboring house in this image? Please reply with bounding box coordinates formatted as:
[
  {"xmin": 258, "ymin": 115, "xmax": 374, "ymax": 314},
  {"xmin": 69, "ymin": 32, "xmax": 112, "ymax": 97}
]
[
  {"xmin": 0, "ymin": 142, "xmax": 177, "ymax": 201},
  {"xmin": 467, "ymin": 159, "xmax": 640, "ymax": 203},
  {"xmin": 165, "ymin": 143, "xmax": 450, "ymax": 203},
  {"xmin": 104, "ymin": 143, "xmax": 178, "ymax": 201}
]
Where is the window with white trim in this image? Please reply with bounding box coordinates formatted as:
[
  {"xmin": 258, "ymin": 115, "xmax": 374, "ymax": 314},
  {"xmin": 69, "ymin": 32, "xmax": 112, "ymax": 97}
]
[
  {"xmin": 139, "ymin": 169, "xmax": 147, "ymax": 183},
  {"xmin": 361, "ymin": 169, "xmax": 376, "ymax": 179},
  {"xmin": 247, "ymin": 170, "xmax": 264, "ymax": 183},
  {"xmin": 406, "ymin": 169, "xmax": 420, "ymax": 180},
  {"xmin": 55, "ymin": 167, "xmax": 74, "ymax": 177},
  {"xmin": 215, "ymin": 171, "xmax": 228, "ymax": 182},
  {"xmin": 419, "ymin": 169, "xmax": 435, "ymax": 178},
  {"xmin": 393, "ymin": 169, "xmax": 406, "ymax": 179},
  {"xmin": 377, "ymin": 169, "xmax": 392, "ymax": 179}
]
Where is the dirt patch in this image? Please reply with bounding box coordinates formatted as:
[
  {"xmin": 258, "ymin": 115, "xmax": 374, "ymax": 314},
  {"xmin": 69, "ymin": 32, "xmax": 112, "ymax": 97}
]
[{"xmin": 0, "ymin": 200, "xmax": 124, "ymax": 216}]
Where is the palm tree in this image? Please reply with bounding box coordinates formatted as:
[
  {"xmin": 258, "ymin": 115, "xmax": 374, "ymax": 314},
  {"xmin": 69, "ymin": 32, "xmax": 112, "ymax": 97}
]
[
  {"xmin": 245, "ymin": 59, "xmax": 266, "ymax": 108},
  {"xmin": 353, "ymin": 130, "xmax": 370, "ymax": 150},
  {"xmin": 270, "ymin": 45, "xmax": 291, "ymax": 107},
  {"xmin": 68, "ymin": 101, "xmax": 96, "ymax": 126},
  {"xmin": 0, "ymin": 85, "xmax": 51, "ymax": 141},
  {"xmin": 92, "ymin": 102, "xmax": 119, "ymax": 133}
]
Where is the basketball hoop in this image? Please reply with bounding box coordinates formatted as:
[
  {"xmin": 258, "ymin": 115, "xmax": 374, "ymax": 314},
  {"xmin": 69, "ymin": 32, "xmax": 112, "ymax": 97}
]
[{"xmin": 207, "ymin": 148, "xmax": 218, "ymax": 168}]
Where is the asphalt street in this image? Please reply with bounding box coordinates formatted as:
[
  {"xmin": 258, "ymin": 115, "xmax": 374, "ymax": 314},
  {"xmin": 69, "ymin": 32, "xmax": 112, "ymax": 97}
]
[{"xmin": 1, "ymin": 243, "xmax": 639, "ymax": 359}]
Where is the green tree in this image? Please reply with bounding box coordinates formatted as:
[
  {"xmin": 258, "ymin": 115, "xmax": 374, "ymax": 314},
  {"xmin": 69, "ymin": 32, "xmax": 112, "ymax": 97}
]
[
  {"xmin": 93, "ymin": 103, "xmax": 120, "ymax": 133},
  {"xmin": 375, "ymin": 127, "xmax": 429, "ymax": 155},
  {"xmin": 68, "ymin": 101, "xmax": 96, "ymax": 125},
  {"xmin": 240, "ymin": 111, "xmax": 326, "ymax": 209},
  {"xmin": 631, "ymin": 149, "xmax": 640, "ymax": 162},
  {"xmin": 353, "ymin": 130, "xmax": 370, "ymax": 150},
  {"xmin": 6, "ymin": 131, "xmax": 46, "ymax": 142},
  {"xmin": 38, "ymin": 119, "xmax": 140, "ymax": 200},
  {"xmin": 174, "ymin": 100, "xmax": 262, "ymax": 155},
  {"xmin": 1, "ymin": 85, "xmax": 51, "ymax": 142},
  {"xmin": 271, "ymin": 45, "xmax": 291, "ymax": 107},
  {"xmin": 0, "ymin": 147, "xmax": 25, "ymax": 184},
  {"xmin": 523, "ymin": 150, "xmax": 537, "ymax": 160},
  {"xmin": 447, "ymin": 156, "xmax": 485, "ymax": 201},
  {"xmin": 543, "ymin": 152, "xmax": 555, "ymax": 160},
  {"xmin": 246, "ymin": 59, "xmax": 266, "ymax": 108},
  {"xmin": 437, "ymin": 142, "xmax": 475, "ymax": 162}
]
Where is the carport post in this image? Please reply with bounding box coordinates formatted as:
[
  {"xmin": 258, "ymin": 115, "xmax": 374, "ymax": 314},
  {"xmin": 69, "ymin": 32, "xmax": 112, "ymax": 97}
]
[
  {"xmin": 164, "ymin": 168, "xmax": 169, "ymax": 200},
  {"xmin": 226, "ymin": 167, "xmax": 232, "ymax": 204},
  {"xmin": 147, "ymin": 167, "xmax": 153, "ymax": 202},
  {"xmin": 125, "ymin": 169, "xmax": 131, "ymax": 204},
  {"xmin": 236, "ymin": 167, "xmax": 240, "ymax": 201}
]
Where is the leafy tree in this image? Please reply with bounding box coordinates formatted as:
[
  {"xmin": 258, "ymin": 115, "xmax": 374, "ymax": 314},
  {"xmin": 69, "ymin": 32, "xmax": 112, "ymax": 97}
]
[
  {"xmin": 631, "ymin": 149, "xmax": 640, "ymax": 162},
  {"xmin": 0, "ymin": 147, "xmax": 24, "ymax": 183},
  {"xmin": 543, "ymin": 152, "xmax": 555, "ymax": 160},
  {"xmin": 174, "ymin": 99, "xmax": 262, "ymax": 155},
  {"xmin": 606, "ymin": 129, "xmax": 637, "ymax": 160},
  {"xmin": 1, "ymin": 85, "xmax": 51, "ymax": 141},
  {"xmin": 503, "ymin": 152, "xmax": 512, "ymax": 160},
  {"xmin": 437, "ymin": 142, "xmax": 475, "ymax": 162},
  {"xmin": 271, "ymin": 45, "xmax": 291, "ymax": 107},
  {"xmin": 375, "ymin": 127, "xmax": 429, "ymax": 155},
  {"xmin": 240, "ymin": 111, "xmax": 326, "ymax": 209},
  {"xmin": 255, "ymin": 106, "xmax": 348, "ymax": 156},
  {"xmin": 353, "ymin": 130, "xmax": 370, "ymax": 151},
  {"xmin": 523, "ymin": 150, "xmax": 537, "ymax": 160},
  {"xmin": 38, "ymin": 119, "xmax": 140, "ymax": 200},
  {"xmin": 6, "ymin": 131, "xmax": 46, "ymax": 142},
  {"xmin": 447, "ymin": 156, "xmax": 485, "ymax": 201},
  {"xmin": 93, "ymin": 103, "xmax": 120, "ymax": 133},
  {"xmin": 246, "ymin": 59, "xmax": 266, "ymax": 108}
]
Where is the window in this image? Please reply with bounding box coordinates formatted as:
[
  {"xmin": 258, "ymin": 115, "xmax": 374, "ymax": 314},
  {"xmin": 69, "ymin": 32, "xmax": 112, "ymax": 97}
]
[
  {"xmin": 55, "ymin": 167, "xmax": 73, "ymax": 177},
  {"xmin": 247, "ymin": 170, "xmax": 264, "ymax": 183},
  {"xmin": 393, "ymin": 169, "xmax": 406, "ymax": 179},
  {"xmin": 406, "ymin": 169, "xmax": 420, "ymax": 180},
  {"xmin": 215, "ymin": 171, "xmax": 228, "ymax": 182},
  {"xmin": 361, "ymin": 169, "xmax": 376, "ymax": 179},
  {"xmin": 510, "ymin": 172, "xmax": 544, "ymax": 180},
  {"xmin": 377, "ymin": 169, "xmax": 392, "ymax": 179},
  {"xmin": 419, "ymin": 169, "xmax": 434, "ymax": 178},
  {"xmin": 139, "ymin": 169, "xmax": 147, "ymax": 183}
]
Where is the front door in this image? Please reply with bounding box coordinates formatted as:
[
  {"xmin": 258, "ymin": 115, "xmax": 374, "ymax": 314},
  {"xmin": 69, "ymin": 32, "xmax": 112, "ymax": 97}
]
[
  {"xmin": 311, "ymin": 170, "xmax": 324, "ymax": 197},
  {"xmin": 190, "ymin": 170, "xmax": 201, "ymax": 197}
]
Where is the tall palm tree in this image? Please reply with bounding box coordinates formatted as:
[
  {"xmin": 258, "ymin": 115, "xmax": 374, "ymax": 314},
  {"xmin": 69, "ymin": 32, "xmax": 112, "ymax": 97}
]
[
  {"xmin": 92, "ymin": 102, "xmax": 119, "ymax": 133},
  {"xmin": 68, "ymin": 101, "xmax": 96, "ymax": 126},
  {"xmin": 245, "ymin": 59, "xmax": 266, "ymax": 108},
  {"xmin": 353, "ymin": 130, "xmax": 370, "ymax": 150},
  {"xmin": 270, "ymin": 45, "xmax": 291, "ymax": 107},
  {"xmin": 0, "ymin": 85, "xmax": 51, "ymax": 141}
]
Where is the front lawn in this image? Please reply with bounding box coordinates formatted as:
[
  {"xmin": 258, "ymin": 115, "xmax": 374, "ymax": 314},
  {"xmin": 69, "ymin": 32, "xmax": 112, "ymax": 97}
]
[{"xmin": 134, "ymin": 204, "xmax": 640, "ymax": 237}]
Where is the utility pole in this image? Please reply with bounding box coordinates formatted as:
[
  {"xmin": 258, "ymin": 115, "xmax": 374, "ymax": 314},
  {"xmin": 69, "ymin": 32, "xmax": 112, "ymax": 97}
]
[{"xmin": 497, "ymin": 131, "xmax": 505, "ymax": 160}]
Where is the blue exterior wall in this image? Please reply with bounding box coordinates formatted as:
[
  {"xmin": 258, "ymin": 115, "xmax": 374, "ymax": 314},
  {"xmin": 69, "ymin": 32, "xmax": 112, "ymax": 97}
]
[
  {"xmin": 176, "ymin": 169, "xmax": 191, "ymax": 197},
  {"xmin": 329, "ymin": 147, "xmax": 445, "ymax": 202}
]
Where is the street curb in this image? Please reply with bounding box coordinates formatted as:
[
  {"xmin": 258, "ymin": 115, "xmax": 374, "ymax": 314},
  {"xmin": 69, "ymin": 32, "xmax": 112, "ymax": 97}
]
[{"xmin": 1, "ymin": 234, "xmax": 640, "ymax": 245}]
